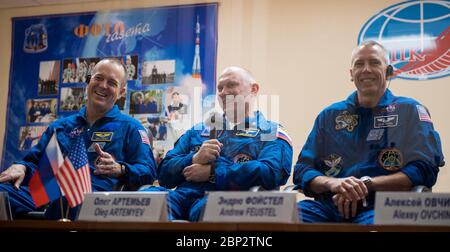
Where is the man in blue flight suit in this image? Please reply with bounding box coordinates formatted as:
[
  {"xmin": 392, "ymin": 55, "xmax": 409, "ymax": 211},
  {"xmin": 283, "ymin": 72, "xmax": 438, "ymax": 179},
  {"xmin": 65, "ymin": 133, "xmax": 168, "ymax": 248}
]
[
  {"xmin": 21, "ymin": 132, "xmax": 40, "ymax": 150},
  {"xmin": 132, "ymin": 92, "xmax": 145, "ymax": 114},
  {"xmin": 0, "ymin": 58, "xmax": 157, "ymax": 220},
  {"xmin": 28, "ymin": 101, "xmax": 39, "ymax": 123},
  {"xmin": 141, "ymin": 66, "xmax": 293, "ymax": 221},
  {"xmin": 294, "ymin": 41, "xmax": 444, "ymax": 224}
]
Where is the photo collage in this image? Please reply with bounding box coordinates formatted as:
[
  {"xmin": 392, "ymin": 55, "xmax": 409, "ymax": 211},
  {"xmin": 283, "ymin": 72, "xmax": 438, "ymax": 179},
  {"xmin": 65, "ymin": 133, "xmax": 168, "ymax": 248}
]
[{"xmin": 21, "ymin": 55, "xmax": 186, "ymax": 161}]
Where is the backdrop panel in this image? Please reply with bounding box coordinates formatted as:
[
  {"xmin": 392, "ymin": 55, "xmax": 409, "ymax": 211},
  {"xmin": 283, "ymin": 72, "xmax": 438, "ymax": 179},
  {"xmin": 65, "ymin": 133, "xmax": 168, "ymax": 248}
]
[{"xmin": 2, "ymin": 3, "xmax": 218, "ymax": 169}]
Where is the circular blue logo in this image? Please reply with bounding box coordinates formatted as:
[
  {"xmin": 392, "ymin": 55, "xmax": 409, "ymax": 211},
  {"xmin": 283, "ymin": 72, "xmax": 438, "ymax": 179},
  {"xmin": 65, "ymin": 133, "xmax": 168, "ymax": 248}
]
[{"xmin": 359, "ymin": 0, "xmax": 449, "ymax": 80}]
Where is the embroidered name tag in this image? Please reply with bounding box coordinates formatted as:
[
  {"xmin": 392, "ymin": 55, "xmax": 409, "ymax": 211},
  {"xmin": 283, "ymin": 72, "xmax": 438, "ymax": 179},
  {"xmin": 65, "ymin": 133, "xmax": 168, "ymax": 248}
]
[
  {"xmin": 236, "ymin": 129, "xmax": 260, "ymax": 137},
  {"xmin": 88, "ymin": 142, "xmax": 106, "ymax": 152},
  {"xmin": 366, "ymin": 129, "xmax": 384, "ymax": 141},
  {"xmin": 91, "ymin": 132, "xmax": 113, "ymax": 142},
  {"xmin": 374, "ymin": 115, "xmax": 398, "ymax": 128}
]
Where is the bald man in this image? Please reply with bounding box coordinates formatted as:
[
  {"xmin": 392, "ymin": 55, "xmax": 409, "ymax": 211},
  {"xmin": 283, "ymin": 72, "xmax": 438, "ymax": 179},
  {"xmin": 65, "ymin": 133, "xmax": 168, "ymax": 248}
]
[
  {"xmin": 0, "ymin": 58, "xmax": 157, "ymax": 220},
  {"xmin": 141, "ymin": 66, "xmax": 293, "ymax": 221},
  {"xmin": 293, "ymin": 41, "xmax": 444, "ymax": 224}
]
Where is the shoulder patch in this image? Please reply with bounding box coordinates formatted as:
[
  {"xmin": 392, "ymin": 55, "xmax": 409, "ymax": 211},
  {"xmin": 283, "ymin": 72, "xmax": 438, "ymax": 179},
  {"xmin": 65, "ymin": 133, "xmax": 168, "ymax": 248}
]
[
  {"xmin": 276, "ymin": 126, "xmax": 292, "ymax": 146},
  {"xmin": 138, "ymin": 130, "xmax": 150, "ymax": 145},
  {"xmin": 416, "ymin": 104, "xmax": 432, "ymax": 123}
]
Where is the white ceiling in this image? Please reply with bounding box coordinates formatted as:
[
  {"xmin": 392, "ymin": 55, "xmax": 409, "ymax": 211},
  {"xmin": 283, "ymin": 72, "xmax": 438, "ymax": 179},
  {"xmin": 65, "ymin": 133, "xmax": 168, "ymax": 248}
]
[{"xmin": 0, "ymin": 0, "xmax": 108, "ymax": 9}]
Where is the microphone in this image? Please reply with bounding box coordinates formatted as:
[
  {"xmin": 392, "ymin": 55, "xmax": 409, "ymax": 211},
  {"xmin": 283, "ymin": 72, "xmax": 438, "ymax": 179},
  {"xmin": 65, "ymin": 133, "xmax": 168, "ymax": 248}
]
[
  {"xmin": 204, "ymin": 108, "xmax": 222, "ymax": 139},
  {"xmin": 387, "ymin": 79, "xmax": 392, "ymax": 90},
  {"xmin": 209, "ymin": 127, "xmax": 217, "ymax": 139},
  {"xmin": 209, "ymin": 114, "xmax": 217, "ymax": 139}
]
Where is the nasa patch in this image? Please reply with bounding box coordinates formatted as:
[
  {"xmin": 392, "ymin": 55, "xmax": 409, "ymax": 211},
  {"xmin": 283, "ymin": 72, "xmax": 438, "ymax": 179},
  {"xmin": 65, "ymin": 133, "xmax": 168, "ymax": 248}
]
[{"xmin": 69, "ymin": 127, "xmax": 84, "ymax": 138}]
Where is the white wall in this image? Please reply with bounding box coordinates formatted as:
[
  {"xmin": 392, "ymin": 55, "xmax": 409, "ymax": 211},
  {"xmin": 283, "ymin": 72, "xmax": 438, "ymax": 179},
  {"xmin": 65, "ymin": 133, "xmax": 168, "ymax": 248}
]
[{"xmin": 0, "ymin": 0, "xmax": 448, "ymax": 191}]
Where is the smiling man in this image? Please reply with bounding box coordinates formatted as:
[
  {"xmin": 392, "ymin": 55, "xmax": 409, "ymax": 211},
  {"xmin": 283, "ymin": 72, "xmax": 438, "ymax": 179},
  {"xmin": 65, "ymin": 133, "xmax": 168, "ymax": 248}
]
[
  {"xmin": 0, "ymin": 58, "xmax": 157, "ymax": 220},
  {"xmin": 293, "ymin": 41, "xmax": 444, "ymax": 224},
  {"xmin": 141, "ymin": 66, "xmax": 293, "ymax": 221}
]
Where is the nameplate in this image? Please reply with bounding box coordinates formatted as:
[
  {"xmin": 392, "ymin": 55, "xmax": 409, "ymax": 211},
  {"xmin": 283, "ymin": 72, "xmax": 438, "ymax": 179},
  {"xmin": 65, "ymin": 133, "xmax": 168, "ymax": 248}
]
[
  {"xmin": 0, "ymin": 192, "xmax": 12, "ymax": 221},
  {"xmin": 201, "ymin": 191, "xmax": 298, "ymax": 223},
  {"xmin": 77, "ymin": 192, "xmax": 168, "ymax": 222},
  {"xmin": 375, "ymin": 192, "xmax": 450, "ymax": 226}
]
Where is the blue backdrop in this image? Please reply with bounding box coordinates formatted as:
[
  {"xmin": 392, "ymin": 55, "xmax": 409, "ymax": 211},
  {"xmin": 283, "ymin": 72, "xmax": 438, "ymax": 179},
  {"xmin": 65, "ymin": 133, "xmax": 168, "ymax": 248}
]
[{"xmin": 2, "ymin": 3, "xmax": 218, "ymax": 170}]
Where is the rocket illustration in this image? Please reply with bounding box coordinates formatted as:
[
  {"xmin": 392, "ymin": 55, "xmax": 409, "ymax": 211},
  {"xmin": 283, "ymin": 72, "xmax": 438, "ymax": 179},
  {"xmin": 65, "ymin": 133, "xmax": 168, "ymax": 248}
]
[{"xmin": 192, "ymin": 15, "xmax": 201, "ymax": 79}]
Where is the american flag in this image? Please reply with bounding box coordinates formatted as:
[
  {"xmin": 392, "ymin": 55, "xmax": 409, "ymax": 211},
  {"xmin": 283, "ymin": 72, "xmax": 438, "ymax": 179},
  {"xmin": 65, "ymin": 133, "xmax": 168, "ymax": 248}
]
[
  {"xmin": 416, "ymin": 104, "xmax": 432, "ymax": 123},
  {"xmin": 55, "ymin": 136, "xmax": 92, "ymax": 207},
  {"xmin": 139, "ymin": 130, "xmax": 150, "ymax": 145}
]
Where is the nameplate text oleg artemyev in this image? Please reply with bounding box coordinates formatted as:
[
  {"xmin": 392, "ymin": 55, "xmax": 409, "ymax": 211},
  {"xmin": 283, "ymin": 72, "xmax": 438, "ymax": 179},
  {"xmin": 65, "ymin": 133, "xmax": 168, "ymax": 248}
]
[
  {"xmin": 78, "ymin": 192, "xmax": 168, "ymax": 222},
  {"xmin": 202, "ymin": 192, "xmax": 298, "ymax": 223},
  {"xmin": 375, "ymin": 192, "xmax": 450, "ymax": 226}
]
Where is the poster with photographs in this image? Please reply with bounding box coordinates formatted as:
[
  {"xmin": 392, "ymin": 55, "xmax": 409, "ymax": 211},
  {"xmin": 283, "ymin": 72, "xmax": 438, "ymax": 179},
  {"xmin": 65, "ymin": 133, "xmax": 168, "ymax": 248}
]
[{"xmin": 2, "ymin": 4, "xmax": 218, "ymax": 169}]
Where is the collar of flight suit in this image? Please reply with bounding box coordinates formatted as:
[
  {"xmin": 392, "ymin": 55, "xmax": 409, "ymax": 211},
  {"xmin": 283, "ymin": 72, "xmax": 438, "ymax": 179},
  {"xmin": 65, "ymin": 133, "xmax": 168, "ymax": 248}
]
[
  {"xmin": 75, "ymin": 105, "xmax": 121, "ymax": 122},
  {"xmin": 225, "ymin": 111, "xmax": 271, "ymax": 131},
  {"xmin": 345, "ymin": 89, "xmax": 396, "ymax": 108}
]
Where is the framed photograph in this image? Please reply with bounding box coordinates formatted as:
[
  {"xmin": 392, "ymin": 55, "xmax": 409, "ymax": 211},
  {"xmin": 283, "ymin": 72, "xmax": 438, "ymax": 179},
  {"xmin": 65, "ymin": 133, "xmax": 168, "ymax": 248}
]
[
  {"xmin": 142, "ymin": 60, "xmax": 175, "ymax": 85},
  {"xmin": 38, "ymin": 60, "xmax": 60, "ymax": 96},
  {"xmin": 59, "ymin": 87, "xmax": 86, "ymax": 112},
  {"xmin": 18, "ymin": 125, "xmax": 47, "ymax": 150},
  {"xmin": 26, "ymin": 98, "xmax": 57, "ymax": 123}
]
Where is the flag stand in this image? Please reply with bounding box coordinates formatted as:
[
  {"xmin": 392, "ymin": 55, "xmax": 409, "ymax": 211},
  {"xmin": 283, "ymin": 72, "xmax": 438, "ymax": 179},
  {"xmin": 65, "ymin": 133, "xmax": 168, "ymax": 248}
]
[{"xmin": 58, "ymin": 197, "xmax": 71, "ymax": 222}]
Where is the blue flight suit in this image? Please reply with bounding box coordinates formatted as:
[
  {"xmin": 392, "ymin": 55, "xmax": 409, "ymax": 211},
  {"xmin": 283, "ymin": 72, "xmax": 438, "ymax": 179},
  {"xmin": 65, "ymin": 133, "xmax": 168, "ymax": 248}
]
[
  {"xmin": 134, "ymin": 102, "xmax": 146, "ymax": 114},
  {"xmin": 41, "ymin": 107, "xmax": 51, "ymax": 117},
  {"xmin": 28, "ymin": 106, "xmax": 38, "ymax": 122},
  {"xmin": 146, "ymin": 101, "xmax": 158, "ymax": 114},
  {"xmin": 294, "ymin": 89, "xmax": 444, "ymax": 224},
  {"xmin": 0, "ymin": 105, "xmax": 157, "ymax": 220},
  {"xmin": 158, "ymin": 124, "xmax": 167, "ymax": 140},
  {"xmin": 142, "ymin": 111, "xmax": 293, "ymax": 221}
]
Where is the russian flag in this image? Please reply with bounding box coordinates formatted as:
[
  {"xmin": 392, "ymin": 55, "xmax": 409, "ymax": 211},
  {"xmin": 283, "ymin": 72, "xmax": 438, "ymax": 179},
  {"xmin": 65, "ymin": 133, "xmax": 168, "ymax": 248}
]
[
  {"xmin": 29, "ymin": 132, "xmax": 64, "ymax": 207},
  {"xmin": 276, "ymin": 126, "xmax": 292, "ymax": 147}
]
